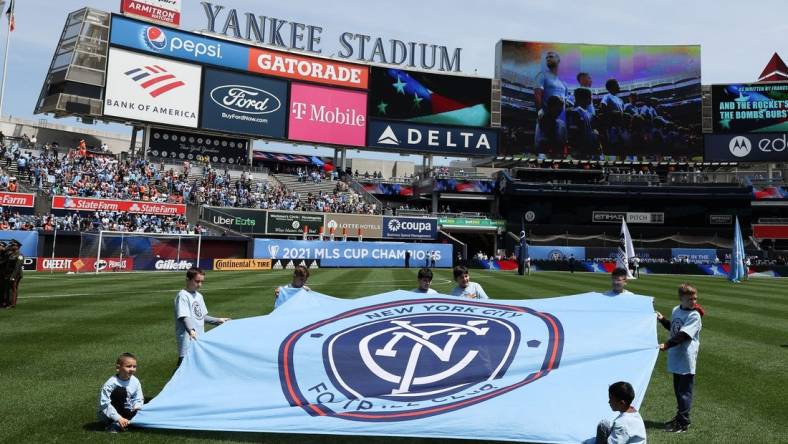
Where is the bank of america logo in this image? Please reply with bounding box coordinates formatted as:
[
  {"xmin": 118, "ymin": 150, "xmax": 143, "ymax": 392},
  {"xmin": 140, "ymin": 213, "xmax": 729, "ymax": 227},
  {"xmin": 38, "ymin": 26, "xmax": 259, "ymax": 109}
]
[
  {"xmin": 377, "ymin": 125, "xmax": 400, "ymax": 145},
  {"xmin": 123, "ymin": 65, "xmax": 185, "ymax": 98}
]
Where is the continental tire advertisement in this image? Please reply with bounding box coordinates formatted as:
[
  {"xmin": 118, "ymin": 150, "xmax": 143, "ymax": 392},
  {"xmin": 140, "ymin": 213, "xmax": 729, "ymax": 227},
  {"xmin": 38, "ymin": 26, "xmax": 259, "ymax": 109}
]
[
  {"xmin": 266, "ymin": 211, "xmax": 324, "ymax": 235},
  {"xmin": 213, "ymin": 258, "xmax": 272, "ymax": 271}
]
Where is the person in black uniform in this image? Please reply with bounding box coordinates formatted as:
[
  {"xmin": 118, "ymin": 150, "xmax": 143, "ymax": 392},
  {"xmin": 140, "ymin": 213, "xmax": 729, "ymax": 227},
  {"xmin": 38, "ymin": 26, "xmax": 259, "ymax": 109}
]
[
  {"xmin": 2, "ymin": 240, "xmax": 23, "ymax": 308},
  {"xmin": 0, "ymin": 242, "xmax": 7, "ymax": 308}
]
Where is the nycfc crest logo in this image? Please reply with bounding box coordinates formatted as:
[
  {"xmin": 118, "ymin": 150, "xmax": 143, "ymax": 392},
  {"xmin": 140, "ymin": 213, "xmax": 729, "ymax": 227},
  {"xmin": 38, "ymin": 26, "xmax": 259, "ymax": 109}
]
[{"xmin": 279, "ymin": 298, "xmax": 564, "ymax": 421}]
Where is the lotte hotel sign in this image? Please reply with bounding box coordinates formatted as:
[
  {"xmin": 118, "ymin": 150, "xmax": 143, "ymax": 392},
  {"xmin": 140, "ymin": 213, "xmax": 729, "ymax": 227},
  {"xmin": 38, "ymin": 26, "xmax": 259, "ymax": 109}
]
[{"xmin": 200, "ymin": 2, "xmax": 463, "ymax": 72}]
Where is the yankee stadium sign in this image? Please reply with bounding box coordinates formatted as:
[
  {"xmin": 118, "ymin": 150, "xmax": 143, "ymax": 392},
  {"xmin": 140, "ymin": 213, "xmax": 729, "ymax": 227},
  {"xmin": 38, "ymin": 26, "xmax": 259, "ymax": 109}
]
[
  {"xmin": 279, "ymin": 298, "xmax": 563, "ymax": 420},
  {"xmin": 201, "ymin": 2, "xmax": 463, "ymax": 72}
]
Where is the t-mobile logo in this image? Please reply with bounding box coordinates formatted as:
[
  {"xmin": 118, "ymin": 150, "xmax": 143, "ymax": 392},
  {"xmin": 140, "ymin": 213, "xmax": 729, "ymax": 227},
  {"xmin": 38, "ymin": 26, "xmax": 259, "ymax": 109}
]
[{"xmin": 290, "ymin": 102, "xmax": 365, "ymax": 127}]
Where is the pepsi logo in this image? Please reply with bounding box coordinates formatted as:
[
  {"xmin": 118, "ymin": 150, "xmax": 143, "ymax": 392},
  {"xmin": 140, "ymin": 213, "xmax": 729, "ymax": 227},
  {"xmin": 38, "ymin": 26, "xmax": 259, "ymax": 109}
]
[{"xmin": 143, "ymin": 26, "xmax": 167, "ymax": 51}]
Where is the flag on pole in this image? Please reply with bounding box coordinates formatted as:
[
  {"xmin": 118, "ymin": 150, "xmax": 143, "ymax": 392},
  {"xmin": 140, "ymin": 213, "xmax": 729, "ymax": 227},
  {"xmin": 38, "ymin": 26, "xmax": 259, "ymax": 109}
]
[
  {"xmin": 616, "ymin": 219, "xmax": 636, "ymax": 279},
  {"xmin": 728, "ymin": 216, "xmax": 746, "ymax": 283},
  {"xmin": 5, "ymin": 0, "xmax": 14, "ymax": 32}
]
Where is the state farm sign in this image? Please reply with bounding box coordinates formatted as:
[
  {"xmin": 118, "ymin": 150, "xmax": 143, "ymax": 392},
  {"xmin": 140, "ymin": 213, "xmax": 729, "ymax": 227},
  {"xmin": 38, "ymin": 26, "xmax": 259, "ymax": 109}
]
[
  {"xmin": 0, "ymin": 192, "xmax": 35, "ymax": 208},
  {"xmin": 51, "ymin": 196, "xmax": 185, "ymax": 215}
]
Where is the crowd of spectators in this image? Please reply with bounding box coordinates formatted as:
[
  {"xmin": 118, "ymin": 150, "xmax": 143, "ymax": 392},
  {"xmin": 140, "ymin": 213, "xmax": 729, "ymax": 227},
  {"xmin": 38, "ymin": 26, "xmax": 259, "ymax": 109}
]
[{"xmin": 0, "ymin": 206, "xmax": 202, "ymax": 234}]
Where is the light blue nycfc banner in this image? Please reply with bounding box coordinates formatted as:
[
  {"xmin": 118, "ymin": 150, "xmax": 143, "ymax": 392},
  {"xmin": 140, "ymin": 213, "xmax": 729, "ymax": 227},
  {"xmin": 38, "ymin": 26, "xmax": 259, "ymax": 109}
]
[
  {"xmin": 133, "ymin": 290, "xmax": 658, "ymax": 442},
  {"xmin": 253, "ymin": 239, "xmax": 451, "ymax": 267}
]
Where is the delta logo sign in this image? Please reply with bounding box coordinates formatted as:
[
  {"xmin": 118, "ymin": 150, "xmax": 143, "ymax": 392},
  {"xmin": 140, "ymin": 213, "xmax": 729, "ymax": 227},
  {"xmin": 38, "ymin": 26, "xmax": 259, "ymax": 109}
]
[
  {"xmin": 280, "ymin": 297, "xmax": 563, "ymax": 421},
  {"xmin": 367, "ymin": 119, "xmax": 498, "ymax": 156}
]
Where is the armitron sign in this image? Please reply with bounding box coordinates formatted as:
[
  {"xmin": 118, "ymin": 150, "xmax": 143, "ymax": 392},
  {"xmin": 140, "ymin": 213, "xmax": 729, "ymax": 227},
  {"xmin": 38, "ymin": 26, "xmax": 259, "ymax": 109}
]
[
  {"xmin": 51, "ymin": 196, "xmax": 186, "ymax": 215},
  {"xmin": 121, "ymin": 0, "xmax": 181, "ymax": 26},
  {"xmin": 213, "ymin": 258, "xmax": 272, "ymax": 271}
]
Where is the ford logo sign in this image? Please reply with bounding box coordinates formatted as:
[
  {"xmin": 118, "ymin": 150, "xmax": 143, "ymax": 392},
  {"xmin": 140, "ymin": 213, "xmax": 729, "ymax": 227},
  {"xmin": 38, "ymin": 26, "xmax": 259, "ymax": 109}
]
[{"xmin": 209, "ymin": 85, "xmax": 281, "ymax": 115}]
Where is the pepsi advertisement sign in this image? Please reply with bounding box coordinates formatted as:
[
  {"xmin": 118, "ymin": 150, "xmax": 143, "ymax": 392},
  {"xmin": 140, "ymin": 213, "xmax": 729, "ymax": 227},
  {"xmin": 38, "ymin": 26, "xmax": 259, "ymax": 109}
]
[
  {"xmin": 253, "ymin": 239, "xmax": 451, "ymax": 267},
  {"xmin": 201, "ymin": 68, "xmax": 288, "ymax": 138},
  {"xmin": 367, "ymin": 119, "xmax": 498, "ymax": 157},
  {"xmin": 704, "ymin": 133, "xmax": 788, "ymax": 161},
  {"xmin": 382, "ymin": 216, "xmax": 438, "ymax": 240},
  {"xmin": 110, "ymin": 15, "xmax": 249, "ymax": 70}
]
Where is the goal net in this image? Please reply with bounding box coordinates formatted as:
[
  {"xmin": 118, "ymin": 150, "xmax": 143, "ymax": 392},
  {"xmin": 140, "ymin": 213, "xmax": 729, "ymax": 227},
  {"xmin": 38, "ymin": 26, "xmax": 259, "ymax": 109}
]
[{"xmin": 78, "ymin": 231, "xmax": 202, "ymax": 273}]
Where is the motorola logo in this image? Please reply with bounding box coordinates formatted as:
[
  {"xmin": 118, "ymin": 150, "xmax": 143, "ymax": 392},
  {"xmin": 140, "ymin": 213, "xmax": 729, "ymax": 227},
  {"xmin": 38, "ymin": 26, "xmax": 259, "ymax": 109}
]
[{"xmin": 728, "ymin": 136, "xmax": 751, "ymax": 157}]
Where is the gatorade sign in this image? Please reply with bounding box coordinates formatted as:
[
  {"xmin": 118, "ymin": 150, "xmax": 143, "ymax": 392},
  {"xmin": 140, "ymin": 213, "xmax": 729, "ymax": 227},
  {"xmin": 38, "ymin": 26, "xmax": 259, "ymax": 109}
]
[{"xmin": 382, "ymin": 216, "xmax": 437, "ymax": 240}]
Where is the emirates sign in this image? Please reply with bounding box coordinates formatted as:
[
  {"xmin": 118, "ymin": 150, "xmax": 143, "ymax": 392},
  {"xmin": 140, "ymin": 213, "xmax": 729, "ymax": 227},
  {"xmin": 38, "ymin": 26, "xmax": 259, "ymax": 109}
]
[
  {"xmin": 0, "ymin": 192, "xmax": 35, "ymax": 208},
  {"xmin": 51, "ymin": 196, "xmax": 186, "ymax": 215}
]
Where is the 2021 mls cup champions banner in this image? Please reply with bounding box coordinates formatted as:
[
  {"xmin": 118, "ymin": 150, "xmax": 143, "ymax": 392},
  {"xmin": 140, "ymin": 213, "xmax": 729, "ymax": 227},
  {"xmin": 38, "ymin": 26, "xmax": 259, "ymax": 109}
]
[{"xmin": 134, "ymin": 290, "xmax": 658, "ymax": 442}]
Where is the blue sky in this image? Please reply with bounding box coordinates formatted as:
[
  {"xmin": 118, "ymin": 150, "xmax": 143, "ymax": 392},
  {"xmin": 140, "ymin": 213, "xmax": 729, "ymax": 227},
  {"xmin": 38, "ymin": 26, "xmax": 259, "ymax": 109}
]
[{"xmin": 3, "ymin": 0, "xmax": 787, "ymax": 162}]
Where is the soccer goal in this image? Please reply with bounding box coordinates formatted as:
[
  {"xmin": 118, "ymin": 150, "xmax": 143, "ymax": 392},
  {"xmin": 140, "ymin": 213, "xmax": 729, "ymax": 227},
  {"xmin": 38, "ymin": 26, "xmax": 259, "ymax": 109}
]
[{"xmin": 78, "ymin": 231, "xmax": 202, "ymax": 273}]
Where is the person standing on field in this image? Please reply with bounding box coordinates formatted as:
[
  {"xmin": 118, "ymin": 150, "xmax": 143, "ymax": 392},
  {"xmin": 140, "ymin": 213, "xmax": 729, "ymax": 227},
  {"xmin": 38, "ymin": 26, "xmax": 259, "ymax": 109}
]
[{"xmin": 174, "ymin": 267, "xmax": 230, "ymax": 368}]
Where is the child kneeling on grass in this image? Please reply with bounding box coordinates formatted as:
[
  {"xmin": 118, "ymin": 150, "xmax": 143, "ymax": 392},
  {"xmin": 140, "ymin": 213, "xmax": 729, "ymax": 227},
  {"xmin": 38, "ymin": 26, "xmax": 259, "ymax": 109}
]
[
  {"xmin": 97, "ymin": 353, "xmax": 144, "ymax": 433},
  {"xmin": 596, "ymin": 381, "xmax": 647, "ymax": 443}
]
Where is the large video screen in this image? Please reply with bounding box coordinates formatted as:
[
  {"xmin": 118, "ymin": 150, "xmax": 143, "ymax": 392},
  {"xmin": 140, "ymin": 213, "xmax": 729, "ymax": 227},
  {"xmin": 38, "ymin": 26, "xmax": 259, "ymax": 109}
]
[
  {"xmin": 497, "ymin": 41, "xmax": 702, "ymax": 159},
  {"xmin": 367, "ymin": 67, "xmax": 491, "ymax": 127},
  {"xmin": 712, "ymin": 83, "xmax": 788, "ymax": 133}
]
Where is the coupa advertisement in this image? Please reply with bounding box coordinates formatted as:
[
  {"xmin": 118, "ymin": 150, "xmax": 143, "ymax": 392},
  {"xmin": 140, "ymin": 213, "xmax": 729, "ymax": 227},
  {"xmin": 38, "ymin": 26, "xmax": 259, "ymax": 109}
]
[
  {"xmin": 382, "ymin": 216, "xmax": 438, "ymax": 240},
  {"xmin": 253, "ymin": 239, "xmax": 452, "ymax": 267}
]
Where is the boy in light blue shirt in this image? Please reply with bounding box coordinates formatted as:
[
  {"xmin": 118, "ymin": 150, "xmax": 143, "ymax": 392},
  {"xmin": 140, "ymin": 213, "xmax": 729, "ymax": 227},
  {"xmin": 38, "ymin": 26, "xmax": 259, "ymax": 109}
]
[
  {"xmin": 603, "ymin": 268, "xmax": 634, "ymax": 297},
  {"xmin": 595, "ymin": 381, "xmax": 647, "ymax": 444},
  {"xmin": 450, "ymin": 266, "xmax": 488, "ymax": 299},
  {"xmin": 97, "ymin": 353, "xmax": 144, "ymax": 433},
  {"xmin": 657, "ymin": 283, "xmax": 703, "ymax": 433},
  {"xmin": 411, "ymin": 267, "xmax": 438, "ymax": 294}
]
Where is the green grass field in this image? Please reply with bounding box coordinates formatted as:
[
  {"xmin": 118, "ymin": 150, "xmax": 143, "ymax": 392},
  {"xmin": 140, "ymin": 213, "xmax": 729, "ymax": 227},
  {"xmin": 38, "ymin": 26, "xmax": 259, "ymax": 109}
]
[{"xmin": 1, "ymin": 269, "xmax": 786, "ymax": 444}]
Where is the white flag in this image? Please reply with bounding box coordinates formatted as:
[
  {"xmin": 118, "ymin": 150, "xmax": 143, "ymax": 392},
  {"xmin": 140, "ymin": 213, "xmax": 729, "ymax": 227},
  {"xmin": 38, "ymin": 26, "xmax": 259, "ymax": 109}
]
[{"xmin": 617, "ymin": 219, "xmax": 636, "ymax": 279}]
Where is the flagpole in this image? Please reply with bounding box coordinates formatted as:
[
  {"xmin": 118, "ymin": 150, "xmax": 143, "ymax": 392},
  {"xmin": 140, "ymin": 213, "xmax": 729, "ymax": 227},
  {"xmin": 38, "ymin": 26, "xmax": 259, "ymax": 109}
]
[{"xmin": 0, "ymin": 2, "xmax": 10, "ymax": 119}]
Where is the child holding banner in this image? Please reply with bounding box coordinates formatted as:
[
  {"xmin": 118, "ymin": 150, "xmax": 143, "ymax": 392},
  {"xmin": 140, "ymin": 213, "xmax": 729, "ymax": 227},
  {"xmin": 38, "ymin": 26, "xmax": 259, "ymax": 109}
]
[
  {"xmin": 274, "ymin": 265, "xmax": 311, "ymax": 309},
  {"xmin": 174, "ymin": 268, "xmax": 230, "ymax": 368},
  {"xmin": 656, "ymin": 283, "xmax": 703, "ymax": 433},
  {"xmin": 411, "ymin": 268, "xmax": 437, "ymax": 294},
  {"xmin": 97, "ymin": 353, "xmax": 144, "ymax": 433},
  {"xmin": 451, "ymin": 266, "xmax": 488, "ymax": 299},
  {"xmin": 595, "ymin": 381, "xmax": 647, "ymax": 444}
]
